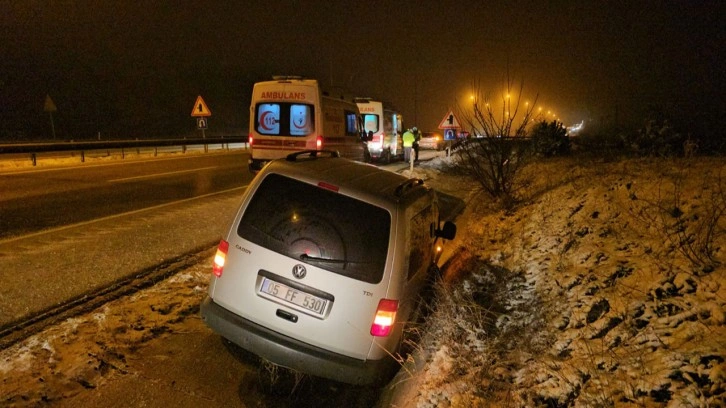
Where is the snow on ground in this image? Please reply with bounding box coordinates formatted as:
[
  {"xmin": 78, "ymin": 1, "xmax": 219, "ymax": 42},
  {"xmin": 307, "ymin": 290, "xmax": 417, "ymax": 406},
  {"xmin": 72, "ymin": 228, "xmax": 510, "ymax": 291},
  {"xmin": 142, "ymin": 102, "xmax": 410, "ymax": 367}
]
[
  {"xmin": 0, "ymin": 262, "xmax": 212, "ymax": 405},
  {"xmin": 1, "ymin": 150, "xmax": 724, "ymax": 407},
  {"xmin": 387, "ymin": 155, "xmax": 725, "ymax": 407}
]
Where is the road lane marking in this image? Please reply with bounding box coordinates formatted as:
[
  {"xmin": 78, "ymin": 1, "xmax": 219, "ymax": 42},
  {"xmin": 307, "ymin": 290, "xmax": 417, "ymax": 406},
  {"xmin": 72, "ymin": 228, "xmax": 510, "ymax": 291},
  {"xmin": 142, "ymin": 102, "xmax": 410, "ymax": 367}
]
[
  {"xmin": 0, "ymin": 185, "xmax": 249, "ymax": 246},
  {"xmin": 108, "ymin": 166, "xmax": 218, "ymax": 182}
]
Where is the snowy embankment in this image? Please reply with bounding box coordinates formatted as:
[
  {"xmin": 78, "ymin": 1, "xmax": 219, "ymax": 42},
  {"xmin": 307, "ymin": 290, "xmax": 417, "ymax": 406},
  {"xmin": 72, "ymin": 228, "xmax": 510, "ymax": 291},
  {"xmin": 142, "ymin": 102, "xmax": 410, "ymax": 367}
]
[{"xmin": 386, "ymin": 156, "xmax": 725, "ymax": 407}]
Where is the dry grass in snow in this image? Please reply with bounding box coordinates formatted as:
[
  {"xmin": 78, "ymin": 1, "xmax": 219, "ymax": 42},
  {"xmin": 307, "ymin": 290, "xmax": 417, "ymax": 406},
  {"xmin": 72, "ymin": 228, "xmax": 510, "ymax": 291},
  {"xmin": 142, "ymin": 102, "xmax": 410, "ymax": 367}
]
[{"xmin": 388, "ymin": 155, "xmax": 725, "ymax": 407}]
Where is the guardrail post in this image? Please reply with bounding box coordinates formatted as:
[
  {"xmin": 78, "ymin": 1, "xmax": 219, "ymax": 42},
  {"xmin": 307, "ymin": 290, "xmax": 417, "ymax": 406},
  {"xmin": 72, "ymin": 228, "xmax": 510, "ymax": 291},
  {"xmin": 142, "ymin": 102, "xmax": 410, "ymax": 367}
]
[
  {"xmin": 204, "ymin": 144, "xmax": 208, "ymax": 153},
  {"xmin": 81, "ymin": 150, "xmax": 85, "ymax": 163},
  {"xmin": 183, "ymin": 144, "xmax": 187, "ymax": 154},
  {"xmin": 154, "ymin": 147, "xmax": 158, "ymax": 157},
  {"xmin": 31, "ymin": 153, "xmax": 37, "ymax": 166},
  {"xmin": 122, "ymin": 148, "xmax": 125, "ymax": 159}
]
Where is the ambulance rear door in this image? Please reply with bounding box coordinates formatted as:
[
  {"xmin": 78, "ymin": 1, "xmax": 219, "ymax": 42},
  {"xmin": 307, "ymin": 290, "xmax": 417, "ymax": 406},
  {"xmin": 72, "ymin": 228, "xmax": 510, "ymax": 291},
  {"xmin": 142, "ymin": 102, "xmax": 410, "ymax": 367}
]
[{"xmin": 249, "ymin": 79, "xmax": 320, "ymax": 165}]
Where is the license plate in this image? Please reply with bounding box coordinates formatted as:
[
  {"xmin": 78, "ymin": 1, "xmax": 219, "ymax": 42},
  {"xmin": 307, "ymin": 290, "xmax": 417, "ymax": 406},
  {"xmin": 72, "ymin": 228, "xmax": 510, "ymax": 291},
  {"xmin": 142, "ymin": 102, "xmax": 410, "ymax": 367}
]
[{"xmin": 259, "ymin": 278, "xmax": 328, "ymax": 316}]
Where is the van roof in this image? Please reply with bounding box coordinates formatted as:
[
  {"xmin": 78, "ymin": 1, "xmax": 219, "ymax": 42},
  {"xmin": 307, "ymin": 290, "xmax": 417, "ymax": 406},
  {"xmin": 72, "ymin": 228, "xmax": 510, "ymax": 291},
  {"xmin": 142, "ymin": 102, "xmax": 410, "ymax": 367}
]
[
  {"xmin": 354, "ymin": 97, "xmax": 398, "ymax": 111},
  {"xmin": 271, "ymin": 75, "xmax": 304, "ymax": 81},
  {"xmin": 263, "ymin": 153, "xmax": 430, "ymax": 205}
]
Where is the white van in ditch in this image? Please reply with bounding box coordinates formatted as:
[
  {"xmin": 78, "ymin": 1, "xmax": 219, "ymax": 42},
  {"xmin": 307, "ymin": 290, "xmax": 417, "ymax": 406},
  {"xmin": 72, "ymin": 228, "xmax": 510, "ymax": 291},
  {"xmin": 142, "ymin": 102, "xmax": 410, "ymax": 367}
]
[
  {"xmin": 355, "ymin": 98, "xmax": 404, "ymax": 163},
  {"xmin": 248, "ymin": 76, "xmax": 370, "ymax": 172},
  {"xmin": 201, "ymin": 151, "xmax": 457, "ymax": 386}
]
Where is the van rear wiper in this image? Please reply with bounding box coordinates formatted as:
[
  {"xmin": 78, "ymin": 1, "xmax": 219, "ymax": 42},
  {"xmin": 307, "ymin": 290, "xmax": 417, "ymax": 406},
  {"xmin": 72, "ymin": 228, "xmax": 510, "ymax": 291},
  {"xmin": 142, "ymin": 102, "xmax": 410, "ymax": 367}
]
[{"xmin": 300, "ymin": 254, "xmax": 350, "ymax": 264}]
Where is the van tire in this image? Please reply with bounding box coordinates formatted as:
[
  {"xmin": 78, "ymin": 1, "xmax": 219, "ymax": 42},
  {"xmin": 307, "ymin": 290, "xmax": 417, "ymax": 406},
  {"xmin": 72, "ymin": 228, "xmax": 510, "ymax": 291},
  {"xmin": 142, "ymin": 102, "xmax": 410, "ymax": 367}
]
[
  {"xmin": 383, "ymin": 148, "xmax": 392, "ymax": 164},
  {"xmin": 399, "ymin": 295, "xmax": 428, "ymax": 359}
]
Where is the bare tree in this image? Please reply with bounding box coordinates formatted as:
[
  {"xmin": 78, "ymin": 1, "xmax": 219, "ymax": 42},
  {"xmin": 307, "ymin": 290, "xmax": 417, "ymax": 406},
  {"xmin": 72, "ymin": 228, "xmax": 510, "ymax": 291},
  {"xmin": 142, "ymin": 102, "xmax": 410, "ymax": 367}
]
[{"xmin": 455, "ymin": 74, "xmax": 540, "ymax": 207}]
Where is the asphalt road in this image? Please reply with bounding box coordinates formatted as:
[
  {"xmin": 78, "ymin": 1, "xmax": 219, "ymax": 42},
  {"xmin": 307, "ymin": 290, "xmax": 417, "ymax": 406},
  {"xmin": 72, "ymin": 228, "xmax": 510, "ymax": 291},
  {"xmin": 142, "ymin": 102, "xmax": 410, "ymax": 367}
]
[
  {"xmin": 0, "ymin": 151, "xmax": 252, "ymax": 240},
  {"xmin": 0, "ymin": 150, "xmax": 253, "ymax": 328}
]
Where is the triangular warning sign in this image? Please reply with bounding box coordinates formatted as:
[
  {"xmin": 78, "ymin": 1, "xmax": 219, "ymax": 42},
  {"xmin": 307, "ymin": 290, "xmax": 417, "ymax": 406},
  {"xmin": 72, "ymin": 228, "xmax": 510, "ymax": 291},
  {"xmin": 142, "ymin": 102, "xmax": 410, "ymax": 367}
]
[
  {"xmin": 44, "ymin": 94, "xmax": 57, "ymax": 112},
  {"xmin": 191, "ymin": 95, "xmax": 211, "ymax": 117},
  {"xmin": 438, "ymin": 110, "xmax": 461, "ymax": 129}
]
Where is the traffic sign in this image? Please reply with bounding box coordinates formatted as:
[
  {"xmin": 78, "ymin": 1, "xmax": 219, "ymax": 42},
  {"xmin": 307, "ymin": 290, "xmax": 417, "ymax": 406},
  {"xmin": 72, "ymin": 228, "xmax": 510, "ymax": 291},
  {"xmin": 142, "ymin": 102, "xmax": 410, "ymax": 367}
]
[
  {"xmin": 197, "ymin": 117, "xmax": 208, "ymax": 129},
  {"xmin": 44, "ymin": 95, "xmax": 57, "ymax": 112},
  {"xmin": 438, "ymin": 110, "xmax": 461, "ymax": 129},
  {"xmin": 191, "ymin": 95, "xmax": 211, "ymax": 117}
]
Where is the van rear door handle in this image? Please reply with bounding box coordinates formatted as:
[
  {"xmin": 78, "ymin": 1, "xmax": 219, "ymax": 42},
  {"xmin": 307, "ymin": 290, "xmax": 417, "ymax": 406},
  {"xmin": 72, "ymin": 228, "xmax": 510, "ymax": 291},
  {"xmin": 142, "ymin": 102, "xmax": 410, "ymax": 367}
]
[{"xmin": 276, "ymin": 309, "xmax": 299, "ymax": 323}]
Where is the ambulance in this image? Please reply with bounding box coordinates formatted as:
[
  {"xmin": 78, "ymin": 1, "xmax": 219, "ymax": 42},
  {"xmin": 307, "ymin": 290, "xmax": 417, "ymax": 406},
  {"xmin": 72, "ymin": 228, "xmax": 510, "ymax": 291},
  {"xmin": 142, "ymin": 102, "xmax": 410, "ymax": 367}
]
[
  {"xmin": 248, "ymin": 76, "xmax": 369, "ymax": 172},
  {"xmin": 355, "ymin": 98, "xmax": 404, "ymax": 163}
]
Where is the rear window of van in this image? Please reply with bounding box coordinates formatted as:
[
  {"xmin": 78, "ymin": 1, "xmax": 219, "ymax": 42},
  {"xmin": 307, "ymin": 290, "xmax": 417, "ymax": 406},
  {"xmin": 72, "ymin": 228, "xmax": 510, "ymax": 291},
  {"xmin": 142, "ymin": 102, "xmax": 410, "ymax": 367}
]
[
  {"xmin": 237, "ymin": 174, "xmax": 390, "ymax": 283},
  {"xmin": 363, "ymin": 114, "xmax": 380, "ymax": 134},
  {"xmin": 255, "ymin": 103, "xmax": 315, "ymax": 136}
]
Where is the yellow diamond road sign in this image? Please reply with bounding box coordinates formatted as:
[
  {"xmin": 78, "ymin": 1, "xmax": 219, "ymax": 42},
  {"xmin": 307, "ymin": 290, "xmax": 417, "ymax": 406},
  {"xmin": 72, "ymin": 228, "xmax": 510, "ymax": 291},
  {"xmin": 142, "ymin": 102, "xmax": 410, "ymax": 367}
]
[{"xmin": 191, "ymin": 95, "xmax": 211, "ymax": 117}]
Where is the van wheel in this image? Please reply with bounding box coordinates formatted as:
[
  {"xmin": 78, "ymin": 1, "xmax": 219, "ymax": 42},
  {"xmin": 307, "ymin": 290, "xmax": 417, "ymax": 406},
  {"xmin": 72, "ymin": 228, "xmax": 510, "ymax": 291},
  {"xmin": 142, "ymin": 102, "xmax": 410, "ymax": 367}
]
[
  {"xmin": 409, "ymin": 295, "xmax": 430, "ymax": 327},
  {"xmin": 400, "ymin": 295, "xmax": 429, "ymax": 358},
  {"xmin": 383, "ymin": 148, "xmax": 392, "ymax": 164},
  {"xmin": 363, "ymin": 149, "xmax": 372, "ymax": 163}
]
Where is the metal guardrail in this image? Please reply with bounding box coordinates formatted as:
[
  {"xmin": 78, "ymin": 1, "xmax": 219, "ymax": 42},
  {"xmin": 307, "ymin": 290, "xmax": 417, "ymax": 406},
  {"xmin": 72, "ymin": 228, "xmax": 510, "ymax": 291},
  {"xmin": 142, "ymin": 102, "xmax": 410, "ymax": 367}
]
[
  {"xmin": 0, "ymin": 136, "xmax": 248, "ymax": 154},
  {"xmin": 0, "ymin": 136, "xmax": 249, "ymax": 166}
]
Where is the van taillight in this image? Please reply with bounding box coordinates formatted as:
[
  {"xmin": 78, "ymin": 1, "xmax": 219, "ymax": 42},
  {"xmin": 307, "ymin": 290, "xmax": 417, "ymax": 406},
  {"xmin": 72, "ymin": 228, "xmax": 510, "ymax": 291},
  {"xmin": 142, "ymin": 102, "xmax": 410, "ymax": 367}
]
[
  {"xmin": 212, "ymin": 240, "xmax": 229, "ymax": 277},
  {"xmin": 316, "ymin": 135, "xmax": 323, "ymax": 149},
  {"xmin": 249, "ymin": 135, "xmax": 254, "ymax": 146},
  {"xmin": 370, "ymin": 299, "xmax": 398, "ymax": 337}
]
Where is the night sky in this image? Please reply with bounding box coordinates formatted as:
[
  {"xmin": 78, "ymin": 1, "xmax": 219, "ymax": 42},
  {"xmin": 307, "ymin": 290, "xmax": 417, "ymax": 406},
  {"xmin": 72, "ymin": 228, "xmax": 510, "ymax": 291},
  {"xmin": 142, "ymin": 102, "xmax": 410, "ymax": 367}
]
[{"xmin": 1, "ymin": 1, "xmax": 723, "ymax": 140}]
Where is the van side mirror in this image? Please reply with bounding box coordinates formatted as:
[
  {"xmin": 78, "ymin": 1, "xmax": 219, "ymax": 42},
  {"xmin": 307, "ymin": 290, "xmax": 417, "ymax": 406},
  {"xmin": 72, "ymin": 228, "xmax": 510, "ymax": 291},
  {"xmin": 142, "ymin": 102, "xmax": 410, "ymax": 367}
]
[{"xmin": 435, "ymin": 221, "xmax": 456, "ymax": 240}]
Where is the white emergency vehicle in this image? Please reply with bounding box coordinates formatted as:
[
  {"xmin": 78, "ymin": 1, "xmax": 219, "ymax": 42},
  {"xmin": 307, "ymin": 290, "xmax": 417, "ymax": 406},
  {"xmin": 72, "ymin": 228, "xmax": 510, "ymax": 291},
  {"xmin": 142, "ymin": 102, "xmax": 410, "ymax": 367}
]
[
  {"xmin": 201, "ymin": 151, "xmax": 457, "ymax": 386},
  {"xmin": 355, "ymin": 98, "xmax": 404, "ymax": 163},
  {"xmin": 248, "ymin": 76, "xmax": 369, "ymax": 172}
]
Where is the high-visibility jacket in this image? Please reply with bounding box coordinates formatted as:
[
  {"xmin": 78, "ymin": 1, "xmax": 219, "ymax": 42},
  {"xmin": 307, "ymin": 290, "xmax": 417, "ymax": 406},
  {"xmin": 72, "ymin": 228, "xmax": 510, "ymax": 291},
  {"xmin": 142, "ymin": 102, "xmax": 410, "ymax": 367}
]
[{"xmin": 402, "ymin": 130, "xmax": 415, "ymax": 147}]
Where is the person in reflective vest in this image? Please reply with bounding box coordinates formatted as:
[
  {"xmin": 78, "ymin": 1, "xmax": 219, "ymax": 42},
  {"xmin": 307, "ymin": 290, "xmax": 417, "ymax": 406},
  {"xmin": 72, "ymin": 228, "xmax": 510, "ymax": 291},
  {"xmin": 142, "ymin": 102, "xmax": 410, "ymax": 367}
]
[{"xmin": 402, "ymin": 128, "xmax": 415, "ymax": 162}]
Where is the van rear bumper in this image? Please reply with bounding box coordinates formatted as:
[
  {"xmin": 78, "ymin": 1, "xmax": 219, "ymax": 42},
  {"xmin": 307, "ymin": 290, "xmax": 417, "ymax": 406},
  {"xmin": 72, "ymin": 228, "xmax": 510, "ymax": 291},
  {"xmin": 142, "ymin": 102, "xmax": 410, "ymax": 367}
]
[{"xmin": 200, "ymin": 296, "xmax": 398, "ymax": 386}]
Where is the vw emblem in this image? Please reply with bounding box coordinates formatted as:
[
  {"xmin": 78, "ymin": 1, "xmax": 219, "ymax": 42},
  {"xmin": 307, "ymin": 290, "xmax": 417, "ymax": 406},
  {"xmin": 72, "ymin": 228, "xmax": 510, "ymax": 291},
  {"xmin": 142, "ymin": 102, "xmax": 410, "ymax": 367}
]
[{"xmin": 292, "ymin": 264, "xmax": 307, "ymax": 279}]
